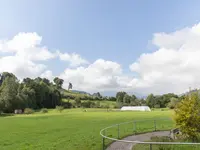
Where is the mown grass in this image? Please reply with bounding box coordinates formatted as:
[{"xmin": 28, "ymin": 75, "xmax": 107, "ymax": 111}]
[{"xmin": 0, "ymin": 109, "xmax": 173, "ymax": 150}]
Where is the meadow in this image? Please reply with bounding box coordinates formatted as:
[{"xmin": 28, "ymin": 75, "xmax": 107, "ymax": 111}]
[{"xmin": 0, "ymin": 109, "xmax": 173, "ymax": 150}]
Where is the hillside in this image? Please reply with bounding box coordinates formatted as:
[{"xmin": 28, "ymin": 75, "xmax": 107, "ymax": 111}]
[
  {"xmin": 60, "ymin": 89, "xmax": 94, "ymax": 99},
  {"xmin": 60, "ymin": 89, "xmax": 117, "ymax": 108}
]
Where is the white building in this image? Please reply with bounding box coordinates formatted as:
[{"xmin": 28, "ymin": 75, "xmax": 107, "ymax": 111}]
[{"xmin": 120, "ymin": 106, "xmax": 151, "ymax": 111}]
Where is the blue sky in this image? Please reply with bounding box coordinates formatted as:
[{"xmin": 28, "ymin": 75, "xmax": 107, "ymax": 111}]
[{"xmin": 1, "ymin": 0, "xmax": 200, "ymax": 95}]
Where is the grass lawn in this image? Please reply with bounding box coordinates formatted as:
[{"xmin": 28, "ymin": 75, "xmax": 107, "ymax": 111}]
[{"xmin": 0, "ymin": 109, "xmax": 173, "ymax": 150}]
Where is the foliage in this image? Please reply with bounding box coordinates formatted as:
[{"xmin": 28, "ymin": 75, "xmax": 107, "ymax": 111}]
[
  {"xmin": 174, "ymin": 93, "xmax": 200, "ymax": 141},
  {"xmin": 146, "ymin": 93, "xmax": 178, "ymax": 108},
  {"xmin": 81, "ymin": 101, "xmax": 95, "ymax": 108},
  {"xmin": 53, "ymin": 77, "xmax": 64, "ymax": 88},
  {"xmin": 146, "ymin": 94, "xmax": 155, "ymax": 108},
  {"xmin": 24, "ymin": 108, "xmax": 34, "ymax": 114},
  {"xmin": 123, "ymin": 94, "xmax": 131, "ymax": 104},
  {"xmin": 0, "ymin": 72, "xmax": 62, "ymax": 113},
  {"xmin": 95, "ymin": 101, "xmax": 101, "ymax": 108},
  {"xmin": 62, "ymin": 101, "xmax": 72, "ymax": 108},
  {"xmin": 68, "ymin": 82, "xmax": 73, "ymax": 90},
  {"xmin": 92, "ymin": 92, "xmax": 101, "ymax": 97},
  {"xmin": 154, "ymin": 104, "xmax": 160, "ymax": 108},
  {"xmin": 116, "ymin": 91, "xmax": 127, "ymax": 103},
  {"xmin": 167, "ymin": 97, "xmax": 180, "ymax": 109},
  {"xmin": 41, "ymin": 108, "xmax": 48, "ymax": 113},
  {"xmin": 107, "ymin": 96, "xmax": 116, "ymax": 101},
  {"xmin": 56, "ymin": 106, "xmax": 64, "ymax": 112},
  {"xmin": 0, "ymin": 75, "xmax": 19, "ymax": 113},
  {"xmin": 75, "ymin": 97, "xmax": 81, "ymax": 107}
]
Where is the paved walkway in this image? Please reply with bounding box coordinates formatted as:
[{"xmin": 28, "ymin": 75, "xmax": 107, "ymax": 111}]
[{"xmin": 106, "ymin": 131, "xmax": 170, "ymax": 150}]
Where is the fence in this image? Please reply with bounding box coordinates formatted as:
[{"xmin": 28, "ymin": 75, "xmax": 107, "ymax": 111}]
[{"xmin": 100, "ymin": 118, "xmax": 200, "ymax": 150}]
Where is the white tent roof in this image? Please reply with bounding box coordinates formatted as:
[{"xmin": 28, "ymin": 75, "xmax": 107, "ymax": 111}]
[{"xmin": 120, "ymin": 106, "xmax": 151, "ymax": 111}]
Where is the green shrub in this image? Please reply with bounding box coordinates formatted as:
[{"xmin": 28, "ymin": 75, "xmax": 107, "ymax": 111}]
[
  {"xmin": 95, "ymin": 101, "xmax": 101, "ymax": 108},
  {"xmin": 75, "ymin": 97, "xmax": 81, "ymax": 107},
  {"xmin": 174, "ymin": 93, "xmax": 200, "ymax": 141},
  {"xmin": 56, "ymin": 106, "xmax": 64, "ymax": 113},
  {"xmin": 81, "ymin": 101, "xmax": 95, "ymax": 108},
  {"xmin": 41, "ymin": 108, "xmax": 48, "ymax": 113},
  {"xmin": 24, "ymin": 108, "xmax": 34, "ymax": 114},
  {"xmin": 62, "ymin": 101, "xmax": 72, "ymax": 108},
  {"xmin": 154, "ymin": 104, "xmax": 160, "ymax": 108}
]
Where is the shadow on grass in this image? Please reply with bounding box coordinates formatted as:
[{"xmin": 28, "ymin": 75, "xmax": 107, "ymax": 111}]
[{"xmin": 0, "ymin": 113, "xmax": 14, "ymax": 117}]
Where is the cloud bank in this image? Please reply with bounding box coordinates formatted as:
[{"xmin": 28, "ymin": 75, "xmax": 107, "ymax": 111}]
[{"xmin": 1, "ymin": 23, "xmax": 200, "ymax": 95}]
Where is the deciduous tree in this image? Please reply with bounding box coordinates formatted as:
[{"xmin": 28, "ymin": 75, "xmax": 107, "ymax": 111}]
[{"xmin": 174, "ymin": 93, "xmax": 200, "ymax": 141}]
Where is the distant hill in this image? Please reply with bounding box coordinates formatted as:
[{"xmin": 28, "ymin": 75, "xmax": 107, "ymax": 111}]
[
  {"xmin": 70, "ymin": 90, "xmax": 91, "ymax": 95},
  {"xmin": 101, "ymin": 91, "xmax": 145, "ymax": 98}
]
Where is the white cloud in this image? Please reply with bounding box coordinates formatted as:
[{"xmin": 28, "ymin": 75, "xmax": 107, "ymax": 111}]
[
  {"xmin": 0, "ymin": 32, "xmax": 56, "ymax": 61},
  {"xmin": 40, "ymin": 70, "xmax": 54, "ymax": 81},
  {"xmin": 2, "ymin": 23, "xmax": 200, "ymax": 96},
  {"xmin": 0, "ymin": 56, "xmax": 46, "ymax": 79},
  {"xmin": 58, "ymin": 51, "xmax": 89, "ymax": 67},
  {"xmin": 59, "ymin": 59, "xmax": 124, "ymax": 92},
  {"xmin": 59, "ymin": 23, "xmax": 200, "ymax": 95},
  {"xmin": 129, "ymin": 23, "xmax": 200, "ymax": 94},
  {"xmin": 0, "ymin": 32, "xmax": 89, "ymax": 81},
  {"xmin": 0, "ymin": 32, "xmax": 57, "ymax": 80}
]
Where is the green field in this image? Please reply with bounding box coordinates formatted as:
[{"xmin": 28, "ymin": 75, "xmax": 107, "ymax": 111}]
[{"xmin": 0, "ymin": 109, "xmax": 173, "ymax": 150}]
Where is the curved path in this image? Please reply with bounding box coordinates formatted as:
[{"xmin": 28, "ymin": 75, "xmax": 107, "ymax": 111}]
[{"xmin": 106, "ymin": 131, "xmax": 170, "ymax": 150}]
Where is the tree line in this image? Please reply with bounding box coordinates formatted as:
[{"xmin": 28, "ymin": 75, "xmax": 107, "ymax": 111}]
[
  {"xmin": 0, "ymin": 72, "xmax": 64, "ymax": 113},
  {"xmin": 115, "ymin": 91, "xmax": 180, "ymax": 109},
  {"xmin": 0, "ymin": 71, "xmax": 183, "ymax": 113}
]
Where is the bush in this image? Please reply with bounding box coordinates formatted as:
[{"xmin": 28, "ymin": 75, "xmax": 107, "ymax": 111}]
[
  {"xmin": 168, "ymin": 97, "xmax": 180, "ymax": 109},
  {"xmin": 95, "ymin": 101, "xmax": 101, "ymax": 108},
  {"xmin": 81, "ymin": 101, "xmax": 92, "ymax": 108},
  {"xmin": 62, "ymin": 101, "xmax": 72, "ymax": 109},
  {"xmin": 174, "ymin": 93, "xmax": 200, "ymax": 141},
  {"xmin": 75, "ymin": 97, "xmax": 81, "ymax": 107},
  {"xmin": 41, "ymin": 108, "xmax": 48, "ymax": 113},
  {"xmin": 154, "ymin": 104, "xmax": 160, "ymax": 108},
  {"xmin": 114, "ymin": 102, "xmax": 123, "ymax": 109},
  {"xmin": 56, "ymin": 106, "xmax": 64, "ymax": 112},
  {"xmin": 24, "ymin": 108, "xmax": 34, "ymax": 114}
]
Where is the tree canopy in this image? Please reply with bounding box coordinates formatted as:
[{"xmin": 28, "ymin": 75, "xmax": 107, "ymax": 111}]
[
  {"xmin": 53, "ymin": 77, "xmax": 64, "ymax": 88},
  {"xmin": 174, "ymin": 92, "xmax": 200, "ymax": 141},
  {"xmin": 0, "ymin": 72, "xmax": 63, "ymax": 113}
]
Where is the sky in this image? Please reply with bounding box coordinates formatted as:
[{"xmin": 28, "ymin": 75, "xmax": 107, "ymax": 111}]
[{"xmin": 1, "ymin": 0, "xmax": 200, "ymax": 96}]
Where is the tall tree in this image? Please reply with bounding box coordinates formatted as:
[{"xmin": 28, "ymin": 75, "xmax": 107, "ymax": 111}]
[
  {"xmin": 0, "ymin": 76, "xmax": 19, "ymax": 112},
  {"xmin": 130, "ymin": 94, "xmax": 138, "ymax": 106},
  {"xmin": 174, "ymin": 93, "xmax": 200, "ymax": 141},
  {"xmin": 68, "ymin": 82, "xmax": 72, "ymax": 90},
  {"xmin": 168, "ymin": 97, "xmax": 180, "ymax": 109},
  {"xmin": 123, "ymin": 94, "xmax": 131, "ymax": 104},
  {"xmin": 53, "ymin": 77, "xmax": 64, "ymax": 88},
  {"xmin": 146, "ymin": 94, "xmax": 155, "ymax": 108},
  {"xmin": 116, "ymin": 91, "xmax": 126, "ymax": 103}
]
